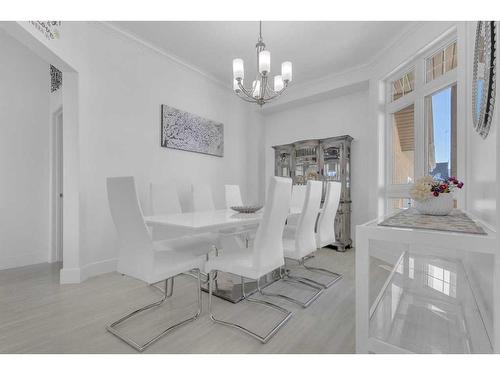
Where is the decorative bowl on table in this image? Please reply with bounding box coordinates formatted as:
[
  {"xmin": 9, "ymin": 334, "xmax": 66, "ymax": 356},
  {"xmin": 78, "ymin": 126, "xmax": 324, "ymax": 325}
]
[
  {"xmin": 410, "ymin": 176, "xmax": 463, "ymax": 216},
  {"xmin": 414, "ymin": 194, "xmax": 454, "ymax": 216},
  {"xmin": 230, "ymin": 205, "xmax": 263, "ymax": 214}
]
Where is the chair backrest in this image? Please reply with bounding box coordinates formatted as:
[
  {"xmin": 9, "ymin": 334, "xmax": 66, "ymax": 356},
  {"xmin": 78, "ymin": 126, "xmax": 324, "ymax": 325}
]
[
  {"xmin": 293, "ymin": 180, "xmax": 323, "ymax": 258},
  {"xmin": 149, "ymin": 183, "xmax": 182, "ymax": 215},
  {"xmin": 191, "ymin": 184, "xmax": 216, "ymax": 212},
  {"xmin": 316, "ymin": 181, "xmax": 341, "ymax": 248},
  {"xmin": 225, "ymin": 184, "xmax": 243, "ymax": 208},
  {"xmin": 107, "ymin": 177, "xmax": 154, "ymax": 281},
  {"xmin": 290, "ymin": 184, "xmax": 307, "ymax": 210},
  {"xmin": 253, "ymin": 177, "xmax": 292, "ymax": 269}
]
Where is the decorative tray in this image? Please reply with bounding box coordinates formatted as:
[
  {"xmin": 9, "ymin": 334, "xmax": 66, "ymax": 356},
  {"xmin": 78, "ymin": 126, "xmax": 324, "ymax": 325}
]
[{"xmin": 230, "ymin": 205, "xmax": 263, "ymax": 214}]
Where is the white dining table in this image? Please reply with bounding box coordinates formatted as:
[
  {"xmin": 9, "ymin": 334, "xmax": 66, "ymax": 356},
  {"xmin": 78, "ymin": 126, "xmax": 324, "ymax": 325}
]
[
  {"xmin": 144, "ymin": 207, "xmax": 305, "ymax": 303},
  {"xmin": 144, "ymin": 207, "xmax": 303, "ymax": 233}
]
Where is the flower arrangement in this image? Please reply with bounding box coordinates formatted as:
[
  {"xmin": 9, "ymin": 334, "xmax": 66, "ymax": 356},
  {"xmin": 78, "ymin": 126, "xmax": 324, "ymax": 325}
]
[{"xmin": 410, "ymin": 176, "xmax": 464, "ymax": 202}]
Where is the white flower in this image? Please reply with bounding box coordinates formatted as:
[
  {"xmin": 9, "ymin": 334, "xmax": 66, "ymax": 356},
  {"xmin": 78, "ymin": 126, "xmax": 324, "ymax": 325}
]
[{"xmin": 410, "ymin": 176, "xmax": 435, "ymax": 202}]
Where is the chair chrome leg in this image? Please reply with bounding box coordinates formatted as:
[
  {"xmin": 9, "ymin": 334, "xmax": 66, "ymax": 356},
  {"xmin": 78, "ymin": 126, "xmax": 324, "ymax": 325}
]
[
  {"xmin": 208, "ymin": 270, "xmax": 292, "ymax": 344},
  {"xmin": 281, "ymin": 273, "xmax": 325, "ymax": 290},
  {"xmin": 181, "ymin": 270, "xmax": 209, "ymax": 284},
  {"xmin": 301, "ymin": 257, "xmax": 343, "ymax": 289},
  {"xmin": 150, "ymin": 277, "xmax": 175, "ymax": 296},
  {"xmin": 258, "ymin": 268, "xmax": 324, "ymax": 308},
  {"xmin": 106, "ymin": 270, "xmax": 202, "ymax": 352}
]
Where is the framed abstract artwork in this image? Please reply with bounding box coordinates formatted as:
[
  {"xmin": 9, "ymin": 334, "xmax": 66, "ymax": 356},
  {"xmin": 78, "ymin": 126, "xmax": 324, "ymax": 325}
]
[{"xmin": 160, "ymin": 105, "xmax": 224, "ymax": 157}]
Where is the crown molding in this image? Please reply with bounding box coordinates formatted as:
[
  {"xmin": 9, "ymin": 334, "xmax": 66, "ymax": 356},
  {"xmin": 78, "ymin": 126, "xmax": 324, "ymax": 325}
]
[
  {"xmin": 263, "ymin": 80, "xmax": 369, "ymax": 115},
  {"xmin": 364, "ymin": 21, "xmax": 426, "ymax": 72},
  {"xmin": 289, "ymin": 22, "xmax": 424, "ymax": 92},
  {"xmin": 98, "ymin": 21, "xmax": 426, "ymax": 105},
  {"xmin": 98, "ymin": 21, "xmax": 231, "ymax": 89}
]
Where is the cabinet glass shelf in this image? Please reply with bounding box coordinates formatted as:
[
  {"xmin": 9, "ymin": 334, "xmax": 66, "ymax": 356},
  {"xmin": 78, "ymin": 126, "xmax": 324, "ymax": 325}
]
[{"xmin": 369, "ymin": 252, "xmax": 492, "ymax": 353}]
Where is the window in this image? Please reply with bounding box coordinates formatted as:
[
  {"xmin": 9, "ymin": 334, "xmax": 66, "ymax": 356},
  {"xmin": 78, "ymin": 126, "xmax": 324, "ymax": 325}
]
[
  {"xmin": 391, "ymin": 69, "xmax": 415, "ymax": 101},
  {"xmin": 392, "ymin": 104, "xmax": 415, "ymax": 184},
  {"xmin": 425, "ymin": 41, "xmax": 457, "ymax": 83},
  {"xmin": 426, "ymin": 263, "xmax": 457, "ymax": 298},
  {"xmin": 385, "ymin": 36, "xmax": 459, "ymax": 213},
  {"xmin": 408, "ymin": 256, "xmax": 414, "ymax": 279},
  {"xmin": 426, "ymin": 85, "xmax": 457, "ymax": 180},
  {"xmin": 388, "ymin": 198, "xmax": 413, "ymax": 210}
]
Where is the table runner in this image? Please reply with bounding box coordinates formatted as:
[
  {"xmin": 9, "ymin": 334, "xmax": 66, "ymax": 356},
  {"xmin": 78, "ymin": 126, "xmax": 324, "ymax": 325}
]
[{"xmin": 378, "ymin": 208, "xmax": 486, "ymax": 235}]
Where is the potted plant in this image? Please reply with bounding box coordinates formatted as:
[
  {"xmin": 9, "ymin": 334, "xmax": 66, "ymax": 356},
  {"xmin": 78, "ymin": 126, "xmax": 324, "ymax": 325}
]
[{"xmin": 409, "ymin": 176, "xmax": 464, "ymax": 216}]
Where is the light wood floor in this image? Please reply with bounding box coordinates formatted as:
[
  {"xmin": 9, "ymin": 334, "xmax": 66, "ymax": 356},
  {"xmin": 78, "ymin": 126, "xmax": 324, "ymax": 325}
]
[{"xmin": 0, "ymin": 248, "xmax": 390, "ymax": 353}]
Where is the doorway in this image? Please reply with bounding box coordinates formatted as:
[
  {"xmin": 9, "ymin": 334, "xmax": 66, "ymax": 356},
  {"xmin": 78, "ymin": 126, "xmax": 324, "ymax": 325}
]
[{"xmin": 51, "ymin": 107, "xmax": 63, "ymax": 263}]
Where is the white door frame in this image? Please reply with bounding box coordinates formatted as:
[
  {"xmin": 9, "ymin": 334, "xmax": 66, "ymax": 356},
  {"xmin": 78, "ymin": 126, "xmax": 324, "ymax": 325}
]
[{"xmin": 50, "ymin": 106, "xmax": 63, "ymax": 263}]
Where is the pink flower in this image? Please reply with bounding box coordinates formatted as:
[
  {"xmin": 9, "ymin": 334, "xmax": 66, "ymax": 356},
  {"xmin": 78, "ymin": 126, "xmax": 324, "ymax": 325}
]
[
  {"xmin": 457, "ymin": 182, "xmax": 463, "ymax": 188},
  {"xmin": 433, "ymin": 191, "xmax": 439, "ymax": 197}
]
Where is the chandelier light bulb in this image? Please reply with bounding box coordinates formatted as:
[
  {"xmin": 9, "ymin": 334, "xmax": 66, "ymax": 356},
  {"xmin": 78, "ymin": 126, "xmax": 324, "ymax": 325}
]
[
  {"xmin": 274, "ymin": 75, "xmax": 284, "ymax": 91},
  {"xmin": 259, "ymin": 50, "xmax": 271, "ymax": 75},
  {"xmin": 233, "ymin": 79, "xmax": 241, "ymax": 92},
  {"xmin": 252, "ymin": 80, "xmax": 261, "ymax": 98},
  {"xmin": 233, "ymin": 58, "xmax": 244, "ymax": 80},
  {"xmin": 282, "ymin": 61, "xmax": 292, "ymax": 82}
]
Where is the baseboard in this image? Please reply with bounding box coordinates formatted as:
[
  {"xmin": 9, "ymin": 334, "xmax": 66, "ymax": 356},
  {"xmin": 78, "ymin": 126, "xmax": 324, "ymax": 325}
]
[
  {"xmin": 60, "ymin": 267, "xmax": 81, "ymax": 284},
  {"xmin": 60, "ymin": 258, "xmax": 117, "ymax": 284},
  {"xmin": 80, "ymin": 258, "xmax": 117, "ymax": 281},
  {"xmin": 0, "ymin": 251, "xmax": 48, "ymax": 271}
]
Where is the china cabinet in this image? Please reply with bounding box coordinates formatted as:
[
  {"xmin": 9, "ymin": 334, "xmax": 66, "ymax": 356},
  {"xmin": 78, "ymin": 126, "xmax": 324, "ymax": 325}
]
[{"xmin": 273, "ymin": 135, "xmax": 353, "ymax": 251}]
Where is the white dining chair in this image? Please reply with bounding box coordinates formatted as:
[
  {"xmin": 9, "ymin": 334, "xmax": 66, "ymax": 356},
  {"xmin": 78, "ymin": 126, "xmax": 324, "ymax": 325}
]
[
  {"xmin": 191, "ymin": 183, "xmax": 216, "ymax": 212},
  {"xmin": 148, "ymin": 183, "xmax": 186, "ymax": 241},
  {"xmin": 149, "ymin": 182, "xmax": 221, "ymax": 253},
  {"xmin": 149, "ymin": 183, "xmax": 182, "ymax": 215},
  {"xmin": 106, "ymin": 176, "xmax": 210, "ymax": 352},
  {"xmin": 316, "ymin": 181, "xmax": 341, "ymax": 248},
  {"xmin": 304, "ymin": 181, "xmax": 343, "ymax": 288},
  {"xmin": 205, "ymin": 176, "xmax": 294, "ymax": 343},
  {"xmin": 291, "ymin": 184, "xmax": 307, "ymax": 210},
  {"xmin": 257, "ymin": 180, "xmax": 323, "ymax": 307},
  {"xmin": 224, "ymin": 184, "xmax": 258, "ymax": 247},
  {"xmin": 224, "ymin": 184, "xmax": 243, "ymax": 208},
  {"xmin": 286, "ymin": 181, "xmax": 342, "ymax": 289},
  {"xmin": 286, "ymin": 184, "xmax": 307, "ymax": 228}
]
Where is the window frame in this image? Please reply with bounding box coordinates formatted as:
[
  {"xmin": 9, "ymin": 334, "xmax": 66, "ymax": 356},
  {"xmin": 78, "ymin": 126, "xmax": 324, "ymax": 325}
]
[{"xmin": 384, "ymin": 32, "xmax": 461, "ymax": 213}]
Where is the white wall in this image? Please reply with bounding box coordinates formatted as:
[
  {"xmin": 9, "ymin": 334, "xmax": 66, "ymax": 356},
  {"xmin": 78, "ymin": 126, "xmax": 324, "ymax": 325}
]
[
  {"xmin": 1, "ymin": 21, "xmax": 264, "ymax": 280},
  {"xmin": 462, "ymin": 21, "xmax": 497, "ymax": 341},
  {"xmin": 0, "ymin": 29, "xmax": 51, "ymax": 270},
  {"xmin": 78, "ymin": 23, "xmax": 263, "ymax": 273},
  {"xmin": 263, "ymin": 89, "xmax": 370, "ymax": 242}
]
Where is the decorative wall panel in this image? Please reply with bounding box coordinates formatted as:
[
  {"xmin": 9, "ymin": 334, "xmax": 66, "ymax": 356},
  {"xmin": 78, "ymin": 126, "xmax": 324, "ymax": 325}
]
[{"xmin": 161, "ymin": 105, "xmax": 224, "ymax": 157}]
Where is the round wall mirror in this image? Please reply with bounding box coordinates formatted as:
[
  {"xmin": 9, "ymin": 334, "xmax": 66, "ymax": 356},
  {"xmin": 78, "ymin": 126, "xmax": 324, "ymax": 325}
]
[{"xmin": 472, "ymin": 21, "xmax": 496, "ymax": 139}]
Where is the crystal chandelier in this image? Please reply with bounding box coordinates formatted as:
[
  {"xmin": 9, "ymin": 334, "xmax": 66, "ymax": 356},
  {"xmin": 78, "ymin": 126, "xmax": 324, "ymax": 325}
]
[{"xmin": 232, "ymin": 21, "xmax": 292, "ymax": 106}]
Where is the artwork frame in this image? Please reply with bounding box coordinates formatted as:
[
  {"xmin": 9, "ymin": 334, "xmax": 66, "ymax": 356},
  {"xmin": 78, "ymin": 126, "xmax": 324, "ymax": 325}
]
[{"xmin": 160, "ymin": 105, "xmax": 224, "ymax": 157}]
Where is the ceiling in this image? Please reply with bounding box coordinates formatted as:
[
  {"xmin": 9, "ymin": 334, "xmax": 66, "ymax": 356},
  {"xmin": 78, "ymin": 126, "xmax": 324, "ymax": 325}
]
[{"xmin": 110, "ymin": 21, "xmax": 416, "ymax": 86}]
